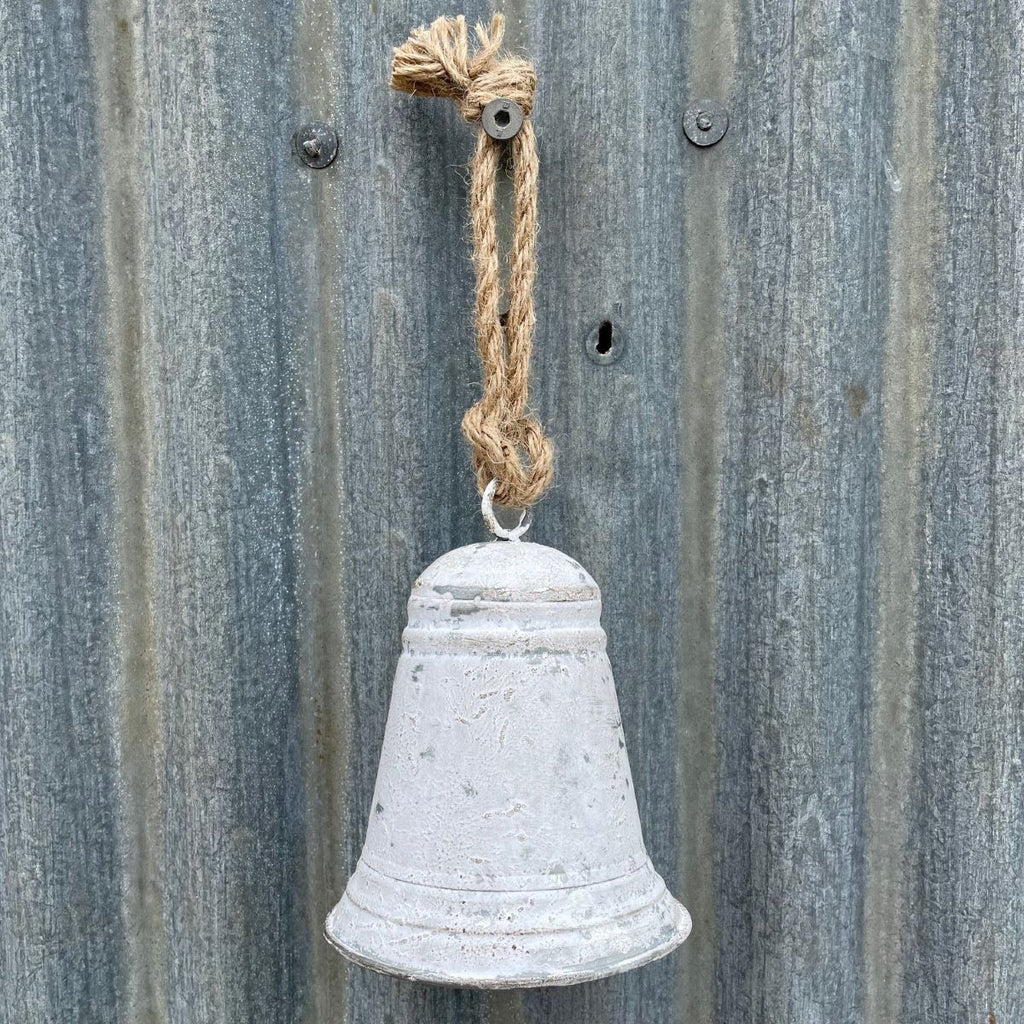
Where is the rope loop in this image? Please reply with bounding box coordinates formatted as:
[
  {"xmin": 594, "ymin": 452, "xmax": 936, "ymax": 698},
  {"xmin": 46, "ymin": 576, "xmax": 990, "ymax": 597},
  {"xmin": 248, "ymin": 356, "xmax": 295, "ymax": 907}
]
[{"xmin": 392, "ymin": 14, "xmax": 553, "ymax": 509}]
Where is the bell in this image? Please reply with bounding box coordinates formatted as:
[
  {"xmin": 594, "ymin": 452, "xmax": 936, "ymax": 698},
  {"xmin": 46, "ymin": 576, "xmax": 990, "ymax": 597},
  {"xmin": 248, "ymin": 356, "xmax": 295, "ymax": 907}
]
[{"xmin": 325, "ymin": 505, "xmax": 690, "ymax": 987}]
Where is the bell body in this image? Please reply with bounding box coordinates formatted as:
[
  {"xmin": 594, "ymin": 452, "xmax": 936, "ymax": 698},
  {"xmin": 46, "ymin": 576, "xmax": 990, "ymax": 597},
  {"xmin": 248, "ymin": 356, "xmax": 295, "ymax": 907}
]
[{"xmin": 325, "ymin": 540, "xmax": 690, "ymax": 987}]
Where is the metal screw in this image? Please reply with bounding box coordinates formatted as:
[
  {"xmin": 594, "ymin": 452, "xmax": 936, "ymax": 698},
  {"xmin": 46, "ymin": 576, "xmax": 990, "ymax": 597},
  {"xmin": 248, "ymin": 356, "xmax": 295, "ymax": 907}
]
[
  {"xmin": 683, "ymin": 100, "xmax": 729, "ymax": 147},
  {"xmin": 294, "ymin": 122, "xmax": 338, "ymax": 169},
  {"xmin": 482, "ymin": 98, "xmax": 524, "ymax": 141}
]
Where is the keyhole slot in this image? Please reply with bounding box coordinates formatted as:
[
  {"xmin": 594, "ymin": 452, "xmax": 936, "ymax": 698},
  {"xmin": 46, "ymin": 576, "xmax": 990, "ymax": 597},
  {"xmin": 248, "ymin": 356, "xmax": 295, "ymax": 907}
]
[{"xmin": 585, "ymin": 319, "xmax": 626, "ymax": 365}]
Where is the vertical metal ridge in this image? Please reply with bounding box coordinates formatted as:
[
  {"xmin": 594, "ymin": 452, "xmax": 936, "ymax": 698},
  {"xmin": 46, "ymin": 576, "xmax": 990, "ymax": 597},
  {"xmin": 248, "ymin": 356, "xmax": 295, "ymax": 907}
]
[
  {"xmin": 863, "ymin": 0, "xmax": 941, "ymax": 1019},
  {"xmin": 287, "ymin": 0, "xmax": 352, "ymax": 1020},
  {"xmin": 88, "ymin": 1, "xmax": 168, "ymax": 1020},
  {"xmin": 677, "ymin": 1, "xmax": 737, "ymax": 1022}
]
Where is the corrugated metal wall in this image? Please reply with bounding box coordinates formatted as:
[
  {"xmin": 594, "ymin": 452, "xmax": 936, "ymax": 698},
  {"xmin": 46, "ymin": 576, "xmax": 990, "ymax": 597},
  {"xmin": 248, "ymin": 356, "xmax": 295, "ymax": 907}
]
[{"xmin": 2, "ymin": 0, "xmax": 1022, "ymax": 1021}]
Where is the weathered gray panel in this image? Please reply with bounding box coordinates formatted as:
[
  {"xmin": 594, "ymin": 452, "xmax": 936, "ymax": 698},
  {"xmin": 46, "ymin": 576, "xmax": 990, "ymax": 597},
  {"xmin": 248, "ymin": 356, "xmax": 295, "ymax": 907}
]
[
  {"xmin": 0, "ymin": 2, "xmax": 123, "ymax": 1021},
  {"xmin": 714, "ymin": 0, "xmax": 895, "ymax": 1020},
  {"xmin": 115, "ymin": 0, "xmax": 309, "ymax": 1020},
  {"xmin": 906, "ymin": 0, "xmax": 1024, "ymax": 1019},
  {"xmin": 1, "ymin": 0, "xmax": 1022, "ymax": 1021}
]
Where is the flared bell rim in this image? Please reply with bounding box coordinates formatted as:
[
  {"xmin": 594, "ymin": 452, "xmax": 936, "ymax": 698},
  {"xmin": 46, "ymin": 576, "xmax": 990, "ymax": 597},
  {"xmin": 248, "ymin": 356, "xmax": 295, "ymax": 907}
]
[
  {"xmin": 324, "ymin": 858, "xmax": 691, "ymax": 989},
  {"xmin": 323, "ymin": 919, "xmax": 689, "ymax": 990}
]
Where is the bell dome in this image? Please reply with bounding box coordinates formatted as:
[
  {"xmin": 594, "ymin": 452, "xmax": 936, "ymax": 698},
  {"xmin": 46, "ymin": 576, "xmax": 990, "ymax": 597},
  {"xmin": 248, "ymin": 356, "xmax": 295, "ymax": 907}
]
[{"xmin": 413, "ymin": 540, "xmax": 600, "ymax": 603}]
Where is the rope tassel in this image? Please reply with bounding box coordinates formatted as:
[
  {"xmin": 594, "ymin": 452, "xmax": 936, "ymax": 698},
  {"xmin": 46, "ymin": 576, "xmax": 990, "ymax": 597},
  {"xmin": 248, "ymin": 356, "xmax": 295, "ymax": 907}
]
[{"xmin": 392, "ymin": 14, "xmax": 554, "ymax": 509}]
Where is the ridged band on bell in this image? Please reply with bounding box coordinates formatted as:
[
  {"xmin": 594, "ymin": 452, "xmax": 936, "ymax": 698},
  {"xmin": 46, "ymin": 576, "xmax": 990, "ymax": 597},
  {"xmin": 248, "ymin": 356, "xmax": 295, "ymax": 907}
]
[{"xmin": 324, "ymin": 541, "xmax": 690, "ymax": 987}]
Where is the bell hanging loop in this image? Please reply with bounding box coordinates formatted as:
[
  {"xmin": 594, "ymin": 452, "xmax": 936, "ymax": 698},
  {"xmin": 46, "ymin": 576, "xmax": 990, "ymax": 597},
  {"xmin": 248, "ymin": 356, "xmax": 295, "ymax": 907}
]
[{"xmin": 481, "ymin": 478, "xmax": 532, "ymax": 541}]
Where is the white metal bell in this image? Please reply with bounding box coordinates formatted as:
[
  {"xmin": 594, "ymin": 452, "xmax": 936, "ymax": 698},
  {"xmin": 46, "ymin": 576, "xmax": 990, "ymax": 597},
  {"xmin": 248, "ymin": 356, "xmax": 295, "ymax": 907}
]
[{"xmin": 324, "ymin": 532, "xmax": 691, "ymax": 987}]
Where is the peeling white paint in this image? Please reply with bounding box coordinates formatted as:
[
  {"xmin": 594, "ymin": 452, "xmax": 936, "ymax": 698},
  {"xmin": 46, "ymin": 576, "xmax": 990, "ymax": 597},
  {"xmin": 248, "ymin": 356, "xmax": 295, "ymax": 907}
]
[{"xmin": 884, "ymin": 158, "xmax": 903, "ymax": 193}]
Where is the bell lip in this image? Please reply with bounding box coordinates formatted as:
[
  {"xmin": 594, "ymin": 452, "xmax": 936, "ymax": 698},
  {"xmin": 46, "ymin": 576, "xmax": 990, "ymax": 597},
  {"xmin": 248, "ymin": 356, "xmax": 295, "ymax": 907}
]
[
  {"xmin": 322, "ymin": 917, "xmax": 690, "ymax": 989},
  {"xmin": 322, "ymin": 871, "xmax": 692, "ymax": 989}
]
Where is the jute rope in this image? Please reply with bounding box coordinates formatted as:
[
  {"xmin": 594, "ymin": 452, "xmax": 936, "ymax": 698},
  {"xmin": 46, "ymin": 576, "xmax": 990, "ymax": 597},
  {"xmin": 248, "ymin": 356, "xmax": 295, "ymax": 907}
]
[{"xmin": 392, "ymin": 14, "xmax": 554, "ymax": 508}]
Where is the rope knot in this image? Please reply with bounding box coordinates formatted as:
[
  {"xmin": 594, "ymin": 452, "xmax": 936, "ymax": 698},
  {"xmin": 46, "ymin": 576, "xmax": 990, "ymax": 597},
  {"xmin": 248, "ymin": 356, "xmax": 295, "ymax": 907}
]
[{"xmin": 391, "ymin": 15, "xmax": 536, "ymax": 123}]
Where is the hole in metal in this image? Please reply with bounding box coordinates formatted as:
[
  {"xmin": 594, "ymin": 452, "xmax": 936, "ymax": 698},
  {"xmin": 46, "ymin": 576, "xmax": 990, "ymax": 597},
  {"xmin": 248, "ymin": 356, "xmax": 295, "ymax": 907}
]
[
  {"xmin": 494, "ymin": 109, "xmax": 511, "ymax": 127},
  {"xmin": 585, "ymin": 318, "xmax": 625, "ymax": 364}
]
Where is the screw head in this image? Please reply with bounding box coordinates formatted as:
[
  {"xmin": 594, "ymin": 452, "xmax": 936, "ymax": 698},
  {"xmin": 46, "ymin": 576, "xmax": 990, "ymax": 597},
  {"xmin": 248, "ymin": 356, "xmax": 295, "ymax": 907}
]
[
  {"xmin": 294, "ymin": 122, "xmax": 338, "ymax": 169},
  {"xmin": 683, "ymin": 100, "xmax": 729, "ymax": 147},
  {"xmin": 482, "ymin": 98, "xmax": 524, "ymax": 141}
]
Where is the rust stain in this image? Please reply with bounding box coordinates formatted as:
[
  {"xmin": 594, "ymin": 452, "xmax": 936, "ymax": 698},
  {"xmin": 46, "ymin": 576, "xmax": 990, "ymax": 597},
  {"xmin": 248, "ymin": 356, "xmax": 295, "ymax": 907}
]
[
  {"xmin": 845, "ymin": 382, "xmax": 869, "ymax": 417},
  {"xmin": 314, "ymin": 699, "xmax": 329, "ymax": 762}
]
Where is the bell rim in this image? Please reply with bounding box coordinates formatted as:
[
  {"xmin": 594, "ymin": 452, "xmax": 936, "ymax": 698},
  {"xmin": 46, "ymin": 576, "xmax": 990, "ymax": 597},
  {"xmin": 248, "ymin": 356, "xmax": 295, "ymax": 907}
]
[
  {"xmin": 323, "ymin": 900, "xmax": 690, "ymax": 989},
  {"xmin": 323, "ymin": 922, "xmax": 688, "ymax": 989},
  {"xmin": 323, "ymin": 861, "xmax": 691, "ymax": 988}
]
